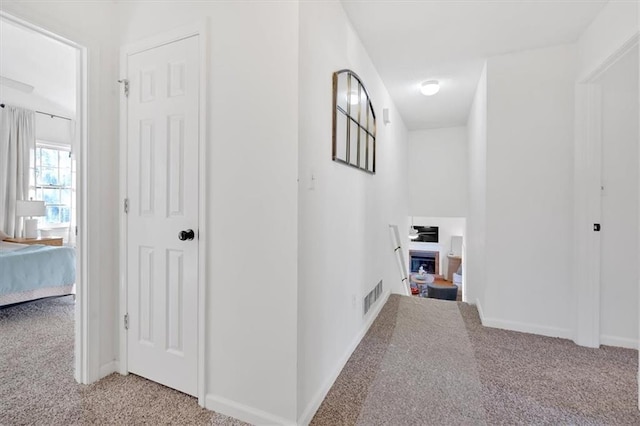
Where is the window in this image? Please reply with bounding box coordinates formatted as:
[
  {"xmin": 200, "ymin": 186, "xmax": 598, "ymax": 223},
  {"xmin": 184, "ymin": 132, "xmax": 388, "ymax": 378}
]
[
  {"xmin": 29, "ymin": 142, "xmax": 74, "ymax": 227},
  {"xmin": 332, "ymin": 69, "xmax": 376, "ymax": 174}
]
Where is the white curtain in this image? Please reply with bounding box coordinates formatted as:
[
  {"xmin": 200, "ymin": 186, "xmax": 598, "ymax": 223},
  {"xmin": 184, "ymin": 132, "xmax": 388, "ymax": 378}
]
[{"xmin": 0, "ymin": 106, "xmax": 36, "ymax": 237}]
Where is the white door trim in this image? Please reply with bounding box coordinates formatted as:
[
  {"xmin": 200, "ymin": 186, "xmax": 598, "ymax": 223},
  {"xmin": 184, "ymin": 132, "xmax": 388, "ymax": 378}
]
[
  {"xmin": 0, "ymin": 11, "xmax": 91, "ymax": 383},
  {"xmin": 573, "ymin": 32, "xmax": 639, "ymax": 348},
  {"xmin": 119, "ymin": 20, "xmax": 208, "ymax": 406}
]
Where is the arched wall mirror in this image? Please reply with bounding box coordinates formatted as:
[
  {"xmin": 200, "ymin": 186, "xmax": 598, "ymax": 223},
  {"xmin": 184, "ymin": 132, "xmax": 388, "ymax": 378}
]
[{"xmin": 332, "ymin": 69, "xmax": 376, "ymax": 174}]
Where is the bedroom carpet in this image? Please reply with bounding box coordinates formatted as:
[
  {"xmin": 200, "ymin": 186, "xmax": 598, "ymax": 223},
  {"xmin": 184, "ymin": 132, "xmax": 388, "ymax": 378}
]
[{"xmin": 2, "ymin": 295, "xmax": 639, "ymax": 425}]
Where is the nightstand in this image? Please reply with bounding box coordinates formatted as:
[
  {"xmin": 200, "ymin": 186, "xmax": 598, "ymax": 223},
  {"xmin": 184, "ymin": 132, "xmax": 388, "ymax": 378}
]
[{"xmin": 4, "ymin": 237, "xmax": 64, "ymax": 246}]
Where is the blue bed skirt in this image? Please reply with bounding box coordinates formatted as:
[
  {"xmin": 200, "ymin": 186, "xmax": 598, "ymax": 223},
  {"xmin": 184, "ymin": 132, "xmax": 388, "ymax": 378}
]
[{"xmin": 0, "ymin": 245, "xmax": 76, "ymax": 300}]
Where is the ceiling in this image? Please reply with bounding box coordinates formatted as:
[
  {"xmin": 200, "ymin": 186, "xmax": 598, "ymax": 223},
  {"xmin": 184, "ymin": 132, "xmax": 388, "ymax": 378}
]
[
  {"xmin": 341, "ymin": 0, "xmax": 608, "ymax": 130},
  {"xmin": 0, "ymin": 18, "xmax": 77, "ymax": 116}
]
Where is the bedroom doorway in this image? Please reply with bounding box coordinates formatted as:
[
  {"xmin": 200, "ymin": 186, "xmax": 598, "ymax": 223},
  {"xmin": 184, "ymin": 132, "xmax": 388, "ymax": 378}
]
[{"xmin": 0, "ymin": 12, "xmax": 89, "ymax": 384}]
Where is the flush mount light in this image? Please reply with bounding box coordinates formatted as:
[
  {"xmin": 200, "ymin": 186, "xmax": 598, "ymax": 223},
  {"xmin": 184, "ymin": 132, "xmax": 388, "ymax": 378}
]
[{"xmin": 420, "ymin": 80, "xmax": 440, "ymax": 96}]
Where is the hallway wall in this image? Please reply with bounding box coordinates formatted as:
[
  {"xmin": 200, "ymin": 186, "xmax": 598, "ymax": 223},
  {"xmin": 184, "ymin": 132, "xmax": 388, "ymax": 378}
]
[
  {"xmin": 297, "ymin": 1, "xmax": 409, "ymax": 423},
  {"xmin": 470, "ymin": 44, "xmax": 577, "ymax": 337},
  {"xmin": 408, "ymin": 126, "xmax": 468, "ymax": 218}
]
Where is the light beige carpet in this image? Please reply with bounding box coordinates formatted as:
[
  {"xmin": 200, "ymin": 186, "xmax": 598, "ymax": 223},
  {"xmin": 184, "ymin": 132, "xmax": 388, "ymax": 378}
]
[
  {"xmin": 313, "ymin": 294, "xmax": 640, "ymax": 425},
  {"xmin": 3, "ymin": 294, "xmax": 639, "ymax": 425},
  {"xmin": 0, "ymin": 296, "xmax": 246, "ymax": 425},
  {"xmin": 355, "ymin": 296, "xmax": 486, "ymax": 425}
]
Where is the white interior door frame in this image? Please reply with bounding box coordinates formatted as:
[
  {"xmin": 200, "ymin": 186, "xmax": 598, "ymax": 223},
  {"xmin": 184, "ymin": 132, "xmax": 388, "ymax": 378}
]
[
  {"xmin": 573, "ymin": 32, "xmax": 639, "ymax": 348},
  {"xmin": 118, "ymin": 20, "xmax": 209, "ymax": 405},
  {"xmin": 0, "ymin": 11, "xmax": 91, "ymax": 384}
]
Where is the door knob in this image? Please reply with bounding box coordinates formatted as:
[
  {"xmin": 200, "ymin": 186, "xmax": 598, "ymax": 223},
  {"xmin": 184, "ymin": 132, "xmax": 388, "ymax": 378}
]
[{"xmin": 178, "ymin": 229, "xmax": 195, "ymax": 241}]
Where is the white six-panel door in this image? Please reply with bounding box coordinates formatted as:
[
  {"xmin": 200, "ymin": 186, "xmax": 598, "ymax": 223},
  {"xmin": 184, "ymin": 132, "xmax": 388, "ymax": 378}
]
[{"xmin": 126, "ymin": 35, "xmax": 199, "ymax": 396}]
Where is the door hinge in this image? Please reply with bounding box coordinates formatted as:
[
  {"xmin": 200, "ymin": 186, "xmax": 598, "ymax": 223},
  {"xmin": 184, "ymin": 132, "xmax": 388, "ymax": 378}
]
[
  {"xmin": 124, "ymin": 313, "xmax": 129, "ymax": 330},
  {"xmin": 124, "ymin": 198, "xmax": 129, "ymax": 214},
  {"xmin": 75, "ymin": 226, "xmax": 78, "ymax": 236},
  {"xmin": 118, "ymin": 79, "xmax": 129, "ymax": 98}
]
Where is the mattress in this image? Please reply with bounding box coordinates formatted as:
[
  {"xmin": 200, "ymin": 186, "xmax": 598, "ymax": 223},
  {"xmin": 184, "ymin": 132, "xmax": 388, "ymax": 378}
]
[{"xmin": 0, "ymin": 242, "xmax": 76, "ymax": 306}]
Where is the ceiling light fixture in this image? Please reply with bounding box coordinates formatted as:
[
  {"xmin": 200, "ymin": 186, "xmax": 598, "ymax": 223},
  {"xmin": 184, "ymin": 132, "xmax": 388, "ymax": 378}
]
[{"xmin": 420, "ymin": 80, "xmax": 440, "ymax": 96}]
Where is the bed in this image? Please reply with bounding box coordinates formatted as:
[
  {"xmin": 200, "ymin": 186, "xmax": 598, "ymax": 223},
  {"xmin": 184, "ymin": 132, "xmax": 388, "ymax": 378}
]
[{"xmin": 0, "ymin": 241, "xmax": 76, "ymax": 306}]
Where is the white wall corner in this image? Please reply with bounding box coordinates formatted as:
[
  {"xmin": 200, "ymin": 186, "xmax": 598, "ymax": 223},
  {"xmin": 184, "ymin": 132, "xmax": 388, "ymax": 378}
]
[
  {"xmin": 475, "ymin": 298, "xmax": 485, "ymax": 324},
  {"xmin": 98, "ymin": 360, "xmax": 119, "ymax": 380},
  {"xmin": 205, "ymin": 394, "xmax": 297, "ymax": 426},
  {"xmin": 637, "ymin": 0, "xmax": 640, "ymax": 414},
  {"xmin": 297, "ymin": 290, "xmax": 391, "ymax": 426}
]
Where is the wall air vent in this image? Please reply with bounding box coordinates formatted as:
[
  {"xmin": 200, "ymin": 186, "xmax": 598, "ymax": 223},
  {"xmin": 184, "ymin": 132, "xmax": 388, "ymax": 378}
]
[{"xmin": 363, "ymin": 280, "xmax": 383, "ymax": 316}]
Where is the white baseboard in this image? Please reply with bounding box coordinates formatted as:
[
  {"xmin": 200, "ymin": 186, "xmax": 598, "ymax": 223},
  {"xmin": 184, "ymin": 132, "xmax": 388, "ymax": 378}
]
[
  {"xmin": 481, "ymin": 317, "xmax": 572, "ymax": 340},
  {"xmin": 297, "ymin": 290, "xmax": 391, "ymax": 426},
  {"xmin": 600, "ymin": 334, "xmax": 639, "ymax": 349},
  {"xmin": 474, "ymin": 298, "xmax": 571, "ymax": 339},
  {"xmin": 98, "ymin": 361, "xmax": 119, "ymax": 379},
  {"xmin": 205, "ymin": 393, "xmax": 296, "ymax": 426}
]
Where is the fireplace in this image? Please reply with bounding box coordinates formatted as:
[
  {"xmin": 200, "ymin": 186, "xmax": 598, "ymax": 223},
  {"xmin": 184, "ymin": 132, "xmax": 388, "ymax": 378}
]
[{"xmin": 409, "ymin": 250, "xmax": 440, "ymax": 275}]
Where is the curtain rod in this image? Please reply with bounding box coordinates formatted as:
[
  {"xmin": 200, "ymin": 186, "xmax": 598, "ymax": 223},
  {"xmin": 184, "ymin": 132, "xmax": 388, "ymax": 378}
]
[{"xmin": 0, "ymin": 103, "xmax": 72, "ymax": 121}]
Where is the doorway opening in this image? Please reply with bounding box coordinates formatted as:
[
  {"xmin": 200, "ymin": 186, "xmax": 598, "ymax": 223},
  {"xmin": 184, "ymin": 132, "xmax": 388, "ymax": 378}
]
[
  {"xmin": 408, "ymin": 216, "xmax": 465, "ymax": 301},
  {"xmin": 574, "ymin": 33, "xmax": 639, "ymax": 349},
  {"xmin": 594, "ymin": 46, "xmax": 639, "ymax": 348},
  {"xmin": 0, "ymin": 11, "xmax": 88, "ymax": 383}
]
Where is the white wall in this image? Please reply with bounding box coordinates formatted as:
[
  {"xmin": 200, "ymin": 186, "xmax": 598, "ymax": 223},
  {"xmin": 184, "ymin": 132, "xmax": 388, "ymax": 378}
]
[
  {"xmin": 409, "ymin": 216, "xmax": 465, "ymax": 279},
  {"xmin": 2, "ymin": 0, "xmax": 121, "ymax": 382},
  {"xmin": 1, "ymin": 86, "xmax": 73, "ymax": 121},
  {"xmin": 465, "ymin": 64, "xmax": 487, "ymax": 308},
  {"xmin": 36, "ymin": 114, "xmax": 72, "ymax": 145},
  {"xmin": 408, "ymin": 126, "xmax": 468, "ymax": 217},
  {"xmin": 599, "ymin": 48, "xmax": 639, "ymax": 347},
  {"xmin": 578, "ymin": 1, "xmax": 639, "ymax": 80},
  {"xmin": 118, "ymin": 2, "xmax": 300, "ymax": 424},
  {"xmin": 297, "ymin": 1, "xmax": 409, "ymax": 423},
  {"xmin": 481, "ymin": 44, "xmax": 576, "ymax": 337}
]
